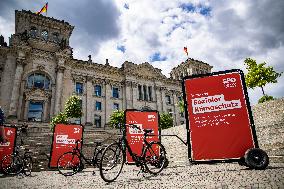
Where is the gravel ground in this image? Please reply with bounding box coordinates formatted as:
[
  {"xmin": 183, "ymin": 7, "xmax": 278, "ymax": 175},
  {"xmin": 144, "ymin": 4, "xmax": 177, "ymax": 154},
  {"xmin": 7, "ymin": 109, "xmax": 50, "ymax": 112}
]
[{"xmin": 1, "ymin": 125, "xmax": 284, "ymax": 189}]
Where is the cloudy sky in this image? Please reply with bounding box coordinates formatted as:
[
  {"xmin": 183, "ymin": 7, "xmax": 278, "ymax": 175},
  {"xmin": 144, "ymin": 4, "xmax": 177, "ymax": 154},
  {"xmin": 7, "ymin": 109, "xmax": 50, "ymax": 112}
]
[{"xmin": 0, "ymin": 0, "xmax": 283, "ymax": 105}]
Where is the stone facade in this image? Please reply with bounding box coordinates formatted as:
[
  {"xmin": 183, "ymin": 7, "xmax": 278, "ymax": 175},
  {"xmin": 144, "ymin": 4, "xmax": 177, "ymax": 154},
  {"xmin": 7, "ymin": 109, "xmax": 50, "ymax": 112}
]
[{"xmin": 0, "ymin": 10, "xmax": 212, "ymax": 128}]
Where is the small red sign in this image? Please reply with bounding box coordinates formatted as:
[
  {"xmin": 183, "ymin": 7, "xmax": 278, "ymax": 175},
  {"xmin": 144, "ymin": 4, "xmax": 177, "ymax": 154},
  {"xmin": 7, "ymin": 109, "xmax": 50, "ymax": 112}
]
[
  {"xmin": 183, "ymin": 70, "xmax": 255, "ymax": 161},
  {"xmin": 0, "ymin": 126, "xmax": 17, "ymax": 169},
  {"xmin": 125, "ymin": 110, "xmax": 160, "ymax": 163},
  {"xmin": 49, "ymin": 124, "xmax": 83, "ymax": 168}
]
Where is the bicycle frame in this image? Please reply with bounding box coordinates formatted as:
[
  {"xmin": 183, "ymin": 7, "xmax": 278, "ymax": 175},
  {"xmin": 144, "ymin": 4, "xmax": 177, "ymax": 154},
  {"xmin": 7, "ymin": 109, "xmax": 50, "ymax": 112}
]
[{"xmin": 119, "ymin": 126, "xmax": 158, "ymax": 165}]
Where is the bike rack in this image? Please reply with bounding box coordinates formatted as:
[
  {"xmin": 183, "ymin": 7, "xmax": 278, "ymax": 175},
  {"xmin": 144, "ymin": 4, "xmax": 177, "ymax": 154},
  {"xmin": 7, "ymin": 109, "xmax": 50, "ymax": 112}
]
[{"xmin": 159, "ymin": 134, "xmax": 187, "ymax": 146}]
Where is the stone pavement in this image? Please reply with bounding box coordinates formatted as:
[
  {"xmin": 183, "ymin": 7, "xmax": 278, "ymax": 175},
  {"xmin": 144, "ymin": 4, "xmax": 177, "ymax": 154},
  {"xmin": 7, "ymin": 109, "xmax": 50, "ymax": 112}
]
[{"xmin": 1, "ymin": 162, "xmax": 284, "ymax": 189}]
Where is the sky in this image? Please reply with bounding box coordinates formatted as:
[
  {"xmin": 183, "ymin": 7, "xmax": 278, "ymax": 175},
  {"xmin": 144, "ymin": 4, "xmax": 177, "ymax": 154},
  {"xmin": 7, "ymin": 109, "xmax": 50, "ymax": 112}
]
[{"xmin": 0, "ymin": 0, "xmax": 283, "ymax": 105}]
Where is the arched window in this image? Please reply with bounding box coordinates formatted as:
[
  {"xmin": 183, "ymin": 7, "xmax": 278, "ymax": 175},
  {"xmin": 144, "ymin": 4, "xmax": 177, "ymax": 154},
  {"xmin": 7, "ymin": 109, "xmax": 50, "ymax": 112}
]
[
  {"xmin": 27, "ymin": 73, "xmax": 50, "ymax": 89},
  {"xmin": 30, "ymin": 26, "xmax": 37, "ymax": 38},
  {"xmin": 41, "ymin": 30, "xmax": 48, "ymax": 41}
]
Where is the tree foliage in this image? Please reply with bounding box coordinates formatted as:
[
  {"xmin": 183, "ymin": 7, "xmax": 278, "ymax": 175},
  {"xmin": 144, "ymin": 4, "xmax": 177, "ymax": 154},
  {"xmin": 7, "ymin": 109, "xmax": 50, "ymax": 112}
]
[
  {"xmin": 50, "ymin": 95, "xmax": 82, "ymax": 131},
  {"xmin": 244, "ymin": 58, "xmax": 282, "ymax": 97},
  {"xmin": 50, "ymin": 112, "xmax": 68, "ymax": 131},
  {"xmin": 159, "ymin": 113, "xmax": 173, "ymax": 130},
  {"xmin": 65, "ymin": 95, "xmax": 83, "ymax": 118},
  {"xmin": 109, "ymin": 110, "xmax": 125, "ymax": 129},
  {"xmin": 258, "ymin": 95, "xmax": 274, "ymax": 104},
  {"xmin": 177, "ymin": 99, "xmax": 185, "ymax": 113}
]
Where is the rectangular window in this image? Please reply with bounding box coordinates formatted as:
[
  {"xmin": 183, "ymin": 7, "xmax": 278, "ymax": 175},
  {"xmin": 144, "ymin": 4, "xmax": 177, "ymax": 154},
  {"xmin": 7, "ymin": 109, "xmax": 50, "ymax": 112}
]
[
  {"xmin": 166, "ymin": 95, "xmax": 171, "ymax": 104},
  {"xmin": 112, "ymin": 87, "xmax": 119, "ymax": 98},
  {"xmin": 148, "ymin": 86, "xmax": 152, "ymax": 101},
  {"xmin": 143, "ymin": 85, "xmax": 147, "ymax": 101},
  {"xmin": 113, "ymin": 103, "xmax": 119, "ymax": 110},
  {"xmin": 94, "ymin": 115, "xmax": 101, "ymax": 128},
  {"xmin": 95, "ymin": 101, "xmax": 102, "ymax": 111},
  {"xmin": 138, "ymin": 85, "xmax": 143, "ymax": 100},
  {"xmin": 75, "ymin": 82, "xmax": 83, "ymax": 94},
  {"xmin": 94, "ymin": 85, "xmax": 102, "ymax": 96},
  {"xmin": 178, "ymin": 96, "xmax": 182, "ymax": 102}
]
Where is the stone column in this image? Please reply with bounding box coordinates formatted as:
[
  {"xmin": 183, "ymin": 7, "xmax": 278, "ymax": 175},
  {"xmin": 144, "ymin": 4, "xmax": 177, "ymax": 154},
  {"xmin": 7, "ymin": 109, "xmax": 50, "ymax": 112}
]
[
  {"xmin": 8, "ymin": 58, "xmax": 26, "ymax": 118},
  {"xmin": 85, "ymin": 76, "xmax": 93, "ymax": 125},
  {"xmin": 23, "ymin": 99, "xmax": 29, "ymax": 121},
  {"xmin": 132, "ymin": 82, "xmax": 138, "ymax": 109},
  {"xmin": 54, "ymin": 65, "xmax": 65, "ymax": 115},
  {"xmin": 161, "ymin": 87, "xmax": 167, "ymax": 112},
  {"xmin": 155, "ymin": 86, "xmax": 162, "ymax": 112},
  {"xmin": 43, "ymin": 100, "xmax": 49, "ymax": 122},
  {"xmin": 125, "ymin": 81, "xmax": 132, "ymax": 109},
  {"xmin": 172, "ymin": 91, "xmax": 178, "ymax": 126},
  {"xmin": 104, "ymin": 80, "xmax": 112, "ymax": 125},
  {"xmin": 50, "ymin": 84, "xmax": 56, "ymax": 118}
]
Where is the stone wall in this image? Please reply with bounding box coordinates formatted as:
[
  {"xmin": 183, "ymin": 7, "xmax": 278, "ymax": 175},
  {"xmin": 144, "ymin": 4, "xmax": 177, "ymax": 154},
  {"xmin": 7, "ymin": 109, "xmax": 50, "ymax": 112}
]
[{"xmin": 252, "ymin": 98, "xmax": 284, "ymax": 162}]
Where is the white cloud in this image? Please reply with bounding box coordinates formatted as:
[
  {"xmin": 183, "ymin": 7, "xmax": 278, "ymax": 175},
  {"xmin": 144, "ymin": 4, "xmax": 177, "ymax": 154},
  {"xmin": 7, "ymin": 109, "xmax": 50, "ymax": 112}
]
[{"xmin": 0, "ymin": 0, "xmax": 283, "ymax": 105}]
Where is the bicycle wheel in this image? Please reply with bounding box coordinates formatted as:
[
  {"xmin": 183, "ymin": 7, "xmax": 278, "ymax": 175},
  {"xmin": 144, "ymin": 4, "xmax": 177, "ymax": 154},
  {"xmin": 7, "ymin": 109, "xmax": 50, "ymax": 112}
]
[
  {"xmin": 1, "ymin": 154, "xmax": 24, "ymax": 175},
  {"xmin": 93, "ymin": 148, "xmax": 104, "ymax": 167},
  {"xmin": 99, "ymin": 143, "xmax": 124, "ymax": 182},
  {"xmin": 23, "ymin": 156, "xmax": 33, "ymax": 176},
  {"xmin": 144, "ymin": 142, "xmax": 167, "ymax": 175},
  {"xmin": 57, "ymin": 152, "xmax": 81, "ymax": 176}
]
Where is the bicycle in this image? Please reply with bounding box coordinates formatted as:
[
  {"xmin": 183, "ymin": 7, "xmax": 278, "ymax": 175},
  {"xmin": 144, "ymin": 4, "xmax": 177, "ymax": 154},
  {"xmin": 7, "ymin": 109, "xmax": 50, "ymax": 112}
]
[
  {"xmin": 99, "ymin": 124, "xmax": 167, "ymax": 182},
  {"xmin": 57, "ymin": 140, "xmax": 105, "ymax": 176},
  {"xmin": 1, "ymin": 124, "xmax": 33, "ymax": 176}
]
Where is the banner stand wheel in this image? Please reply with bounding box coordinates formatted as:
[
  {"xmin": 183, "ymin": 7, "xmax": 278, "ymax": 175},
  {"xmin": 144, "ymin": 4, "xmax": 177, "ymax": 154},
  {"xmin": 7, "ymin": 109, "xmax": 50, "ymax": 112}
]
[{"xmin": 244, "ymin": 148, "xmax": 269, "ymax": 170}]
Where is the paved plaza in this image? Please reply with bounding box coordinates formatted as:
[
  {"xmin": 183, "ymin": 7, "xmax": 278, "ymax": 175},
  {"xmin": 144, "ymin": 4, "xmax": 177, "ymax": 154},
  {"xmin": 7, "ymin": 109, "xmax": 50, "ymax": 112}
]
[{"xmin": 1, "ymin": 162, "xmax": 284, "ymax": 189}]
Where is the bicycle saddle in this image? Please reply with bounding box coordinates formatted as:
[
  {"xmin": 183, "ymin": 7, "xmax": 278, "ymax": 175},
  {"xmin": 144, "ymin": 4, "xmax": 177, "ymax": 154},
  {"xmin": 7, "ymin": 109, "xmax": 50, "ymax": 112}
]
[{"xmin": 143, "ymin": 129, "xmax": 153, "ymax": 134}]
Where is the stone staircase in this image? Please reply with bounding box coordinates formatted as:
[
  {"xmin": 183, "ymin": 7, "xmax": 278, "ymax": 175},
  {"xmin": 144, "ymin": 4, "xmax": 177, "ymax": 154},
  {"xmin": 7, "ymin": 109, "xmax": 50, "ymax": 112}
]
[{"xmin": 14, "ymin": 122, "xmax": 120, "ymax": 171}]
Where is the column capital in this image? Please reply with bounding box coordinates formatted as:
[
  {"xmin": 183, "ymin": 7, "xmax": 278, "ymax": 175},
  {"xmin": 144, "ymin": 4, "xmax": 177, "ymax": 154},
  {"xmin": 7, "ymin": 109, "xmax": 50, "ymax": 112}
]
[
  {"xmin": 16, "ymin": 57, "xmax": 27, "ymax": 66},
  {"xmin": 56, "ymin": 65, "xmax": 66, "ymax": 73}
]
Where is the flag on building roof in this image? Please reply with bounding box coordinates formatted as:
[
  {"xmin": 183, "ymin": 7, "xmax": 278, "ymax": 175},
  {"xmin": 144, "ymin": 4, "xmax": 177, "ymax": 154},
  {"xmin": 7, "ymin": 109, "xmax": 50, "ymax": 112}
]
[
  {"xmin": 184, "ymin": 47, "xmax": 188, "ymax": 56},
  {"xmin": 36, "ymin": 3, "xmax": 48, "ymax": 15}
]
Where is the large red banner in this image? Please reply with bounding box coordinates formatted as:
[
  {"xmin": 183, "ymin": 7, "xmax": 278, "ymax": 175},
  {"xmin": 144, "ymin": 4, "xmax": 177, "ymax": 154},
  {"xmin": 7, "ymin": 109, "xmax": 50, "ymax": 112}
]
[
  {"xmin": 49, "ymin": 124, "xmax": 83, "ymax": 168},
  {"xmin": 125, "ymin": 110, "xmax": 160, "ymax": 163},
  {"xmin": 183, "ymin": 70, "xmax": 255, "ymax": 161},
  {"xmin": 0, "ymin": 126, "xmax": 17, "ymax": 168}
]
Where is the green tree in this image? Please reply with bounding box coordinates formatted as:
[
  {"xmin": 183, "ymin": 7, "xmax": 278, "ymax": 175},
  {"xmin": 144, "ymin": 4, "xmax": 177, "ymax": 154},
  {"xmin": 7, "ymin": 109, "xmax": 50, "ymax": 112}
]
[
  {"xmin": 177, "ymin": 99, "xmax": 185, "ymax": 113},
  {"xmin": 64, "ymin": 95, "xmax": 82, "ymax": 118},
  {"xmin": 159, "ymin": 113, "xmax": 173, "ymax": 130},
  {"xmin": 244, "ymin": 58, "xmax": 282, "ymax": 103},
  {"xmin": 109, "ymin": 110, "xmax": 125, "ymax": 129}
]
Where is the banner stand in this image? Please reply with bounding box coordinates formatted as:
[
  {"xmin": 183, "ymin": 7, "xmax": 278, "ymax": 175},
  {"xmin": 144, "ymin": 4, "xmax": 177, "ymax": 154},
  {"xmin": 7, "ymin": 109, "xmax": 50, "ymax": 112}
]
[
  {"xmin": 48, "ymin": 124, "xmax": 84, "ymax": 168},
  {"xmin": 182, "ymin": 69, "xmax": 261, "ymax": 164}
]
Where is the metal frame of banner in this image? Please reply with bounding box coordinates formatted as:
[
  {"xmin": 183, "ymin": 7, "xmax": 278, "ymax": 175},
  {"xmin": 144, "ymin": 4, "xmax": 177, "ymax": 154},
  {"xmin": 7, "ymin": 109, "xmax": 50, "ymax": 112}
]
[{"xmin": 182, "ymin": 69, "xmax": 259, "ymax": 164}]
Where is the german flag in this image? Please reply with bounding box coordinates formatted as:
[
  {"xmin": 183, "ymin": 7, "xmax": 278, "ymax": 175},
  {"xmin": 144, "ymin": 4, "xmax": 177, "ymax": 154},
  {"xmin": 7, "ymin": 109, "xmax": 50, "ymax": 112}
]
[
  {"xmin": 184, "ymin": 47, "xmax": 188, "ymax": 56},
  {"xmin": 36, "ymin": 3, "xmax": 48, "ymax": 15}
]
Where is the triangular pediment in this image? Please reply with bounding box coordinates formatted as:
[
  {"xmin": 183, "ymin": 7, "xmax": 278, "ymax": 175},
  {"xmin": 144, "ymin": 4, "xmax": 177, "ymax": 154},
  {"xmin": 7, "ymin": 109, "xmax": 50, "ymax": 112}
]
[{"xmin": 121, "ymin": 61, "xmax": 167, "ymax": 80}]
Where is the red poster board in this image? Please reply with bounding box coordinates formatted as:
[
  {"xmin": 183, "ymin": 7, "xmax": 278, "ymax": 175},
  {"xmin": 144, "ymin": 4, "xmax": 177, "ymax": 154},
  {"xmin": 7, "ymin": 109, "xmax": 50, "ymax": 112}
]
[
  {"xmin": 125, "ymin": 110, "xmax": 160, "ymax": 163},
  {"xmin": 49, "ymin": 124, "xmax": 83, "ymax": 168},
  {"xmin": 183, "ymin": 70, "xmax": 257, "ymax": 161},
  {"xmin": 0, "ymin": 126, "xmax": 17, "ymax": 169}
]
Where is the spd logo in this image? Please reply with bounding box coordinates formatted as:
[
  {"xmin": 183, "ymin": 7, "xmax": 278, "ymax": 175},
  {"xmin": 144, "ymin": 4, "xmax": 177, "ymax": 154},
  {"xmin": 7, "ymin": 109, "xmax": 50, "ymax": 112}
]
[
  {"xmin": 223, "ymin": 77, "xmax": 237, "ymax": 88},
  {"xmin": 148, "ymin": 114, "xmax": 156, "ymax": 122}
]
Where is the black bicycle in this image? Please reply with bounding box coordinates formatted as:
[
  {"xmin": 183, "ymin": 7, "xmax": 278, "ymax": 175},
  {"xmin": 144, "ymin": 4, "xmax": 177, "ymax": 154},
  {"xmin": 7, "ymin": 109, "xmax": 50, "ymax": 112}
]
[
  {"xmin": 57, "ymin": 140, "xmax": 104, "ymax": 176},
  {"xmin": 99, "ymin": 124, "xmax": 167, "ymax": 182},
  {"xmin": 1, "ymin": 124, "xmax": 33, "ymax": 176}
]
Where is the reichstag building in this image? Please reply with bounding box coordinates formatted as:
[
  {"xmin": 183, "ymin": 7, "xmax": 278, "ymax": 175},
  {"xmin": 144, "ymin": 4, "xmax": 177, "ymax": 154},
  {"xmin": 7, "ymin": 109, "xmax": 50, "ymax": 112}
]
[{"xmin": 0, "ymin": 10, "xmax": 212, "ymax": 128}]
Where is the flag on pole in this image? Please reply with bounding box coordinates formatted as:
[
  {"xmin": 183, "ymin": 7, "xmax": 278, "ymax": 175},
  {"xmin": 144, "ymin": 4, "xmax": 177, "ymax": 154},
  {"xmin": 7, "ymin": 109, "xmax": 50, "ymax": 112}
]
[
  {"xmin": 184, "ymin": 47, "xmax": 188, "ymax": 56},
  {"xmin": 36, "ymin": 3, "xmax": 48, "ymax": 15}
]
